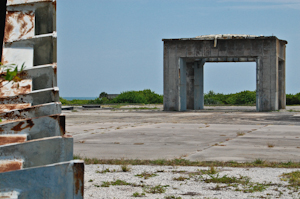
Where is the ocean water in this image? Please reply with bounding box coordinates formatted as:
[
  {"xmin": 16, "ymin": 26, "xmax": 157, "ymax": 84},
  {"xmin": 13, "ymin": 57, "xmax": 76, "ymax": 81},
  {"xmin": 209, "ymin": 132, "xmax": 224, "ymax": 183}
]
[{"xmin": 63, "ymin": 97, "xmax": 97, "ymax": 101}]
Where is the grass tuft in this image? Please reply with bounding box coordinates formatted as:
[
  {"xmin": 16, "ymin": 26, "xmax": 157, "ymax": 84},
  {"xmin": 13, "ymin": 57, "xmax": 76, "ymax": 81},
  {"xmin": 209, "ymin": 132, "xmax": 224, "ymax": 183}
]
[
  {"xmin": 143, "ymin": 185, "xmax": 168, "ymax": 194},
  {"xmin": 121, "ymin": 164, "xmax": 131, "ymax": 172},
  {"xmin": 135, "ymin": 171, "xmax": 158, "ymax": 179},
  {"xmin": 132, "ymin": 192, "xmax": 146, "ymax": 197}
]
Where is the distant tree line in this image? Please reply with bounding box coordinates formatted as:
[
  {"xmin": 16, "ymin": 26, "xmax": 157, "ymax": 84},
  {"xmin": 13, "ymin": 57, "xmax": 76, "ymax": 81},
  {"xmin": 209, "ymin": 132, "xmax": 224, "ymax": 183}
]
[{"xmin": 60, "ymin": 89, "xmax": 300, "ymax": 106}]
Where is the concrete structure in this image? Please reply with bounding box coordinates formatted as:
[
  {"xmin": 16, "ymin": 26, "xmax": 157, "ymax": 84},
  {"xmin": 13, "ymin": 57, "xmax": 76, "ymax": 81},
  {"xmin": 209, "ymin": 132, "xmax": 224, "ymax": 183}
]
[
  {"xmin": 0, "ymin": 1, "xmax": 84, "ymax": 198},
  {"xmin": 163, "ymin": 34, "xmax": 287, "ymax": 112}
]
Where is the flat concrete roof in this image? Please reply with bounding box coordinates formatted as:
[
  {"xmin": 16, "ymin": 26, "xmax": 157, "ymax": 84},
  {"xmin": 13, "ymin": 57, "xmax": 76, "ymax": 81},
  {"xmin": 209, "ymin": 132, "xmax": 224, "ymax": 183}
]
[{"xmin": 162, "ymin": 34, "xmax": 288, "ymax": 44}]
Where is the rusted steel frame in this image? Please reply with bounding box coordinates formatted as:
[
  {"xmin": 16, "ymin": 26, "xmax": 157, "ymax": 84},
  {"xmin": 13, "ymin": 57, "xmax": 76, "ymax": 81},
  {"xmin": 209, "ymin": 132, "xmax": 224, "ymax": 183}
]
[
  {"xmin": 19, "ymin": 64, "xmax": 57, "ymax": 90},
  {"xmin": 0, "ymin": 136, "xmax": 73, "ymax": 170},
  {"xmin": 0, "ymin": 0, "xmax": 7, "ymax": 61},
  {"xmin": 0, "ymin": 160, "xmax": 84, "ymax": 199},
  {"xmin": 0, "ymin": 102, "xmax": 61, "ymax": 120},
  {"xmin": 0, "ymin": 114, "xmax": 65, "ymax": 139},
  {"xmin": 0, "ymin": 87, "xmax": 59, "ymax": 105}
]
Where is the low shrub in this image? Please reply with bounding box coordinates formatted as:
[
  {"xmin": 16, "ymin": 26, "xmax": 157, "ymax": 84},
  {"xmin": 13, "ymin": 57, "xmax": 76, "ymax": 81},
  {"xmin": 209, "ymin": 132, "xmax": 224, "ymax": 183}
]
[{"xmin": 112, "ymin": 89, "xmax": 163, "ymax": 104}]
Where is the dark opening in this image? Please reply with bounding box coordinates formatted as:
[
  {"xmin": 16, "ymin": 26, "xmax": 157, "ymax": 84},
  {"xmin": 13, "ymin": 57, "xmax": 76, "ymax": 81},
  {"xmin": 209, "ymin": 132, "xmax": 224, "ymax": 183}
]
[{"xmin": 0, "ymin": 0, "xmax": 7, "ymax": 62}]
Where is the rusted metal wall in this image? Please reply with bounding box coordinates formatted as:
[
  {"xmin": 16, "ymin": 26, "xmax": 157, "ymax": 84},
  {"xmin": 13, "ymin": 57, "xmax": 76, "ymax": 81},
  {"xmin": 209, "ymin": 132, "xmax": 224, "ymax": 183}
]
[{"xmin": 0, "ymin": 1, "xmax": 84, "ymax": 198}]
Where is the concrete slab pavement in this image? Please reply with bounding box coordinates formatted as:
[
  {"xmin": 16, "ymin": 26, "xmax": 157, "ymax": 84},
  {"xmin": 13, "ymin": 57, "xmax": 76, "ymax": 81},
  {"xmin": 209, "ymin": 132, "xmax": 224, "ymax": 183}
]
[{"xmin": 64, "ymin": 106, "xmax": 300, "ymax": 162}]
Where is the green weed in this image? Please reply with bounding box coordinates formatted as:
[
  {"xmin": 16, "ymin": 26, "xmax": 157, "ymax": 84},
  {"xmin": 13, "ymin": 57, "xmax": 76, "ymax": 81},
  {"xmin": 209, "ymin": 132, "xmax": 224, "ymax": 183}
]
[
  {"xmin": 135, "ymin": 171, "xmax": 158, "ymax": 179},
  {"xmin": 143, "ymin": 185, "xmax": 168, "ymax": 194},
  {"xmin": 132, "ymin": 192, "xmax": 146, "ymax": 197}
]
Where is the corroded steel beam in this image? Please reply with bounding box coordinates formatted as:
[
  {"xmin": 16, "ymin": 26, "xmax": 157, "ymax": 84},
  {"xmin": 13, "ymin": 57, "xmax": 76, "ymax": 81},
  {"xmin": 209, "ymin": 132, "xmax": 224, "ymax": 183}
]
[
  {"xmin": 0, "ymin": 136, "xmax": 73, "ymax": 172},
  {"xmin": 0, "ymin": 160, "xmax": 84, "ymax": 199},
  {"xmin": 0, "ymin": 114, "xmax": 65, "ymax": 140}
]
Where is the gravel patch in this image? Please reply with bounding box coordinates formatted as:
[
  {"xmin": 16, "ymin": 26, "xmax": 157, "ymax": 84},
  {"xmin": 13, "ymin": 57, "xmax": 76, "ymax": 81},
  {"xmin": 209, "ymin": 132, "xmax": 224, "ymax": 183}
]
[{"xmin": 85, "ymin": 164, "xmax": 300, "ymax": 199}]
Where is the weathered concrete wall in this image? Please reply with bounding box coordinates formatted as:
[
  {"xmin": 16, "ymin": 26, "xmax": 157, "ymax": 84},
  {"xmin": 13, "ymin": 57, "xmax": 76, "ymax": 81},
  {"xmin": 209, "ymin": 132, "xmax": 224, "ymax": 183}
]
[{"xmin": 163, "ymin": 36, "xmax": 287, "ymax": 112}]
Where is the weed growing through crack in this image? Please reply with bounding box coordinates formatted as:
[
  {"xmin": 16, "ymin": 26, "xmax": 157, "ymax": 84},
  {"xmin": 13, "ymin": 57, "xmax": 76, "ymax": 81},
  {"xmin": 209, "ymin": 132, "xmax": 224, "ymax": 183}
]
[
  {"xmin": 121, "ymin": 164, "xmax": 131, "ymax": 172},
  {"xmin": 135, "ymin": 171, "xmax": 158, "ymax": 179},
  {"xmin": 132, "ymin": 192, "xmax": 146, "ymax": 197},
  {"xmin": 173, "ymin": 176, "xmax": 189, "ymax": 181},
  {"xmin": 76, "ymin": 155, "xmax": 300, "ymax": 168},
  {"xmin": 95, "ymin": 168, "xmax": 113, "ymax": 174},
  {"xmin": 203, "ymin": 174, "xmax": 250, "ymax": 185},
  {"xmin": 143, "ymin": 185, "xmax": 168, "ymax": 194},
  {"xmin": 237, "ymin": 132, "xmax": 245, "ymax": 136},
  {"xmin": 280, "ymin": 171, "xmax": 300, "ymax": 190},
  {"xmin": 254, "ymin": 158, "xmax": 264, "ymax": 164},
  {"xmin": 101, "ymin": 180, "xmax": 131, "ymax": 187},
  {"xmin": 202, "ymin": 174, "xmax": 272, "ymax": 193},
  {"xmin": 164, "ymin": 196, "xmax": 182, "ymax": 199}
]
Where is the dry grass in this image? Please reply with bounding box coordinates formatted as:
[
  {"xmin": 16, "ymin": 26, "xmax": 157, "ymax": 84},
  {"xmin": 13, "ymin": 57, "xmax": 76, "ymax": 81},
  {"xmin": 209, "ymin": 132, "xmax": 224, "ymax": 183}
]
[{"xmin": 74, "ymin": 155, "xmax": 300, "ymax": 168}]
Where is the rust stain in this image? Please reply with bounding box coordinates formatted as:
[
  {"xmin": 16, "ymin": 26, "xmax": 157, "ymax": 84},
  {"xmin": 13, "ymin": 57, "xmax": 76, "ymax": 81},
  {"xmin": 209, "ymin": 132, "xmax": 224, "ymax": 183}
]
[
  {"xmin": 11, "ymin": 119, "xmax": 34, "ymax": 132},
  {"xmin": 0, "ymin": 104, "xmax": 31, "ymax": 113},
  {"xmin": 52, "ymin": 1, "xmax": 56, "ymax": 11},
  {"xmin": 53, "ymin": 65, "xmax": 57, "ymax": 75},
  {"xmin": 4, "ymin": 11, "xmax": 34, "ymax": 42},
  {"xmin": 0, "ymin": 80, "xmax": 32, "ymax": 97},
  {"xmin": 0, "ymin": 161, "xmax": 22, "ymax": 173},
  {"xmin": 0, "ymin": 135, "xmax": 26, "ymax": 145},
  {"xmin": 74, "ymin": 162, "xmax": 84, "ymax": 196},
  {"xmin": 3, "ymin": 15, "xmax": 14, "ymax": 43}
]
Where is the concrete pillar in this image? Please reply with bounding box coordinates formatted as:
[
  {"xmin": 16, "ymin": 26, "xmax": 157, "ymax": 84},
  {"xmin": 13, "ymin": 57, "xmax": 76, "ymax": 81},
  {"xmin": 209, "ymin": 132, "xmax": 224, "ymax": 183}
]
[
  {"xmin": 194, "ymin": 60, "xmax": 205, "ymax": 110},
  {"xmin": 179, "ymin": 58, "xmax": 186, "ymax": 111},
  {"xmin": 278, "ymin": 60, "xmax": 286, "ymax": 109},
  {"xmin": 186, "ymin": 62, "xmax": 194, "ymax": 109}
]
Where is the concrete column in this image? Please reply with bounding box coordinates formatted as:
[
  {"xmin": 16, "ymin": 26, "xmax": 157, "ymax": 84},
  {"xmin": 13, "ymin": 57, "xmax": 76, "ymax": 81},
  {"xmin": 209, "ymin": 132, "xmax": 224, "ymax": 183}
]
[
  {"xmin": 179, "ymin": 58, "xmax": 187, "ymax": 111},
  {"xmin": 278, "ymin": 60, "xmax": 286, "ymax": 109},
  {"xmin": 256, "ymin": 55, "xmax": 279, "ymax": 111},
  {"xmin": 186, "ymin": 62, "xmax": 194, "ymax": 109},
  {"xmin": 194, "ymin": 60, "xmax": 205, "ymax": 110}
]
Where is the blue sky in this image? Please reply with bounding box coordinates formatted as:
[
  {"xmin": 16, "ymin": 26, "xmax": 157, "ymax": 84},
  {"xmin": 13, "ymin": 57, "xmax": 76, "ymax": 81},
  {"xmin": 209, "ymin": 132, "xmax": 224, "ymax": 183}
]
[{"xmin": 57, "ymin": 0, "xmax": 300, "ymax": 97}]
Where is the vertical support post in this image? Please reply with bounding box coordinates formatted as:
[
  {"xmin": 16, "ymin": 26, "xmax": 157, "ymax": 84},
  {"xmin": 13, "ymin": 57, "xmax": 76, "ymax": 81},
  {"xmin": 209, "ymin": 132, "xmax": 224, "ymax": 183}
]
[
  {"xmin": 179, "ymin": 58, "xmax": 186, "ymax": 111},
  {"xmin": 278, "ymin": 60, "xmax": 286, "ymax": 109},
  {"xmin": 0, "ymin": 0, "xmax": 7, "ymax": 62},
  {"xmin": 256, "ymin": 58, "xmax": 260, "ymax": 111},
  {"xmin": 194, "ymin": 59, "xmax": 205, "ymax": 110}
]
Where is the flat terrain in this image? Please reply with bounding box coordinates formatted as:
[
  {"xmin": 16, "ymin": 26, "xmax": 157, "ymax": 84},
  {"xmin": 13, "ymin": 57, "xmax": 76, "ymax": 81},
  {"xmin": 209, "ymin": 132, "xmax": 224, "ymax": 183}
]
[{"xmin": 64, "ymin": 105, "xmax": 300, "ymax": 162}]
